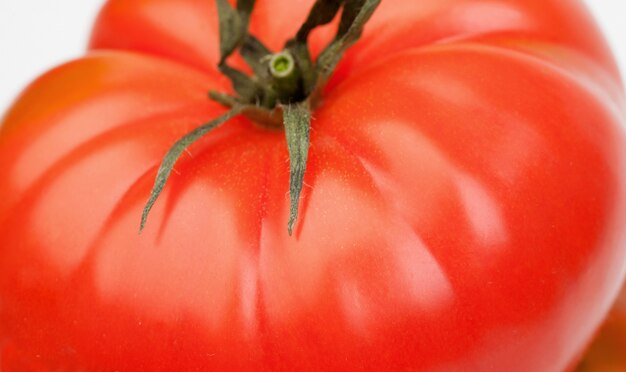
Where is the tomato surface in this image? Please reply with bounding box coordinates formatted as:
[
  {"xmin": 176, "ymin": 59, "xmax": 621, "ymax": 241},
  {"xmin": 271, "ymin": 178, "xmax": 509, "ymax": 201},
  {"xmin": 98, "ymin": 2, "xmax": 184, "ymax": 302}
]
[
  {"xmin": 577, "ymin": 284, "xmax": 626, "ymax": 371},
  {"xmin": 1, "ymin": 0, "xmax": 626, "ymax": 370}
]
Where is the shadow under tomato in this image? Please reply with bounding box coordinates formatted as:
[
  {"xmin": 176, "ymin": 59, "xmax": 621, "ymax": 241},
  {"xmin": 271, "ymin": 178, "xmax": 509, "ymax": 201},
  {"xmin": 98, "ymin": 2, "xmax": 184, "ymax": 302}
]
[{"xmin": 577, "ymin": 290, "xmax": 626, "ymax": 371}]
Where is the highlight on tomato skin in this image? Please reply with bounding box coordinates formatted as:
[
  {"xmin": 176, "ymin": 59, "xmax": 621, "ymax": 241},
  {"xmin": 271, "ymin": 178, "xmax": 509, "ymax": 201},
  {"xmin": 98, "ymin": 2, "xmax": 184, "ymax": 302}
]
[{"xmin": 1, "ymin": 0, "xmax": 626, "ymax": 371}]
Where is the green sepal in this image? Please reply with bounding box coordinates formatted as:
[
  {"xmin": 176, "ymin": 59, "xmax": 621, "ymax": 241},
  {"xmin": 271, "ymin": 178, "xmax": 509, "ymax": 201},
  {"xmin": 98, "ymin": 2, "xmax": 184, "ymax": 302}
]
[
  {"xmin": 216, "ymin": 0, "xmax": 257, "ymax": 65},
  {"xmin": 140, "ymin": 108, "xmax": 243, "ymax": 232},
  {"xmin": 336, "ymin": 0, "xmax": 364, "ymax": 38},
  {"xmin": 216, "ymin": 0, "xmax": 244, "ymax": 64},
  {"xmin": 239, "ymin": 36, "xmax": 280, "ymax": 107},
  {"xmin": 285, "ymin": 40, "xmax": 317, "ymax": 96},
  {"xmin": 219, "ymin": 63, "xmax": 261, "ymax": 103},
  {"xmin": 282, "ymin": 101, "xmax": 312, "ymax": 235},
  {"xmin": 208, "ymin": 91, "xmax": 240, "ymax": 107},
  {"xmin": 236, "ymin": 0, "xmax": 256, "ymax": 27},
  {"xmin": 316, "ymin": 0, "xmax": 381, "ymax": 82},
  {"xmin": 296, "ymin": 0, "xmax": 344, "ymax": 42},
  {"xmin": 240, "ymin": 35, "xmax": 273, "ymax": 80}
]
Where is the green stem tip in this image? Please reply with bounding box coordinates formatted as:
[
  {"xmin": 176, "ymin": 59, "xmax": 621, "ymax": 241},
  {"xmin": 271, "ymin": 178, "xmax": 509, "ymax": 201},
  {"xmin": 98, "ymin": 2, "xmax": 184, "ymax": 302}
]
[
  {"xmin": 269, "ymin": 51, "xmax": 304, "ymax": 103},
  {"xmin": 270, "ymin": 51, "xmax": 295, "ymax": 77}
]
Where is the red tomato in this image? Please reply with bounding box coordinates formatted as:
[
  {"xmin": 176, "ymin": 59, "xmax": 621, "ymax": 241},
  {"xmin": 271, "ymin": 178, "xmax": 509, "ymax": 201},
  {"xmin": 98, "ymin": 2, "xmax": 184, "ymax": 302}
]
[
  {"xmin": 577, "ymin": 285, "xmax": 626, "ymax": 371},
  {"xmin": 1, "ymin": 0, "xmax": 626, "ymax": 370}
]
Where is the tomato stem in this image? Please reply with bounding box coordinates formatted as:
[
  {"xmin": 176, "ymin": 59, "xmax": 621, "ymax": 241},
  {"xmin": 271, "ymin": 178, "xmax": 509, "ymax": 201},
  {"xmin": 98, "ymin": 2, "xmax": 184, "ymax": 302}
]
[
  {"xmin": 140, "ymin": 0, "xmax": 382, "ymax": 236},
  {"xmin": 270, "ymin": 51, "xmax": 304, "ymax": 103}
]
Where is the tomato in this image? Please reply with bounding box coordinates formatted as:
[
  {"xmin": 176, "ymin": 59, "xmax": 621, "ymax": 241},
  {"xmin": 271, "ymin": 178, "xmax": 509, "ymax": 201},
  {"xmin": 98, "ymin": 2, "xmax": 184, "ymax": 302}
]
[
  {"xmin": 1, "ymin": 0, "xmax": 626, "ymax": 370},
  {"xmin": 577, "ymin": 284, "xmax": 626, "ymax": 371}
]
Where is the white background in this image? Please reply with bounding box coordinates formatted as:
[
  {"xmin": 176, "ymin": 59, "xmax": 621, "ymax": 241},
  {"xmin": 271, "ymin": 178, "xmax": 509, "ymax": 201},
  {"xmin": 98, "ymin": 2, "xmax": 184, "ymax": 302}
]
[{"xmin": 0, "ymin": 1, "xmax": 625, "ymax": 115}]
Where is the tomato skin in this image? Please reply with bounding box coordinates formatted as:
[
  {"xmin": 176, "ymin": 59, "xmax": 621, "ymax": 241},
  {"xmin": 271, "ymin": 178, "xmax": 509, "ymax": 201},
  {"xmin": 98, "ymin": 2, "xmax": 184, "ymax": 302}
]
[
  {"xmin": 578, "ymin": 285, "xmax": 626, "ymax": 371},
  {"xmin": 1, "ymin": 0, "xmax": 626, "ymax": 371}
]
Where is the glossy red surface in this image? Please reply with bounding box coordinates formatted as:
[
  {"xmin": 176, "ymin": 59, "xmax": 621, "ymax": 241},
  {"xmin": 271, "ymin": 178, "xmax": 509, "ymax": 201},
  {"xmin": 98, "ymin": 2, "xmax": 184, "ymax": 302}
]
[{"xmin": 1, "ymin": 0, "xmax": 626, "ymax": 370}]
